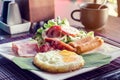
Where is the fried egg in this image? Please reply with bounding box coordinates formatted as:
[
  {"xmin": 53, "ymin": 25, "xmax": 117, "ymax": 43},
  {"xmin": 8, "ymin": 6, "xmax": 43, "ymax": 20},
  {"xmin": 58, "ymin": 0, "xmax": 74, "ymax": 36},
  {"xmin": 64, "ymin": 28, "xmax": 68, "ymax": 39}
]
[{"xmin": 33, "ymin": 50, "xmax": 84, "ymax": 73}]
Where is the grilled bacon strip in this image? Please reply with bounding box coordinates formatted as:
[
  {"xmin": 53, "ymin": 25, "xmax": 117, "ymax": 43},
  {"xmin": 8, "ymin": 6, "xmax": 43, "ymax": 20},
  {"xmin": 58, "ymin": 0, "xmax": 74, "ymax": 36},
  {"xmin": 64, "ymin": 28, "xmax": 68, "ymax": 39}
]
[{"xmin": 45, "ymin": 38, "xmax": 76, "ymax": 52}]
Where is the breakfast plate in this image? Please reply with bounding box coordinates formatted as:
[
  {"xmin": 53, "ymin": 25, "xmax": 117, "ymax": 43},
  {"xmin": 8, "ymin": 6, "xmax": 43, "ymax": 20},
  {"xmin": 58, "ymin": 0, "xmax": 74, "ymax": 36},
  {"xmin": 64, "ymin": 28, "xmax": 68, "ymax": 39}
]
[
  {"xmin": 0, "ymin": 17, "xmax": 120, "ymax": 80},
  {"xmin": 0, "ymin": 38, "xmax": 120, "ymax": 80}
]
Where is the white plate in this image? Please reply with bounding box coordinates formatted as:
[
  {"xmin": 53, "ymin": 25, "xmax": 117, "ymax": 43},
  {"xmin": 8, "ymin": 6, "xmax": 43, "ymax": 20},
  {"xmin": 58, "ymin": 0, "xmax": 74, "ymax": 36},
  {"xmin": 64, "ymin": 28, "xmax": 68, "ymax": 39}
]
[{"xmin": 0, "ymin": 38, "xmax": 120, "ymax": 80}]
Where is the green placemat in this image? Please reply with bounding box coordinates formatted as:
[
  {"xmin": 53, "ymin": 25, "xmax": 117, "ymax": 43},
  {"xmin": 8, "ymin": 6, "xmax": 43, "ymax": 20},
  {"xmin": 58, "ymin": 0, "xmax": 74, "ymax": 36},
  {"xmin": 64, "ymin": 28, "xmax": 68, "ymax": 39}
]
[{"xmin": 12, "ymin": 53, "xmax": 111, "ymax": 70}]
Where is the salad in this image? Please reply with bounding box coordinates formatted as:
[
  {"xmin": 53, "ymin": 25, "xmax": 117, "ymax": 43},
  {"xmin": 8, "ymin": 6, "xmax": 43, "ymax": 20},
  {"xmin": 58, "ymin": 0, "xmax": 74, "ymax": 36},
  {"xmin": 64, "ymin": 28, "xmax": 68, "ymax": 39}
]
[
  {"xmin": 33, "ymin": 17, "xmax": 94, "ymax": 45},
  {"xmin": 32, "ymin": 17, "xmax": 97, "ymax": 53}
]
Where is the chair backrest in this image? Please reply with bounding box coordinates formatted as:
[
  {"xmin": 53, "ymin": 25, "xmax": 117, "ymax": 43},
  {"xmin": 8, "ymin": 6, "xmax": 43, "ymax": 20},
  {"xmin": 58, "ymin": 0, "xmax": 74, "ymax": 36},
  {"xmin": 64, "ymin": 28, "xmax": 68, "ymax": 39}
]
[
  {"xmin": 93, "ymin": 0, "xmax": 97, "ymax": 3},
  {"xmin": 117, "ymin": 0, "xmax": 120, "ymax": 17}
]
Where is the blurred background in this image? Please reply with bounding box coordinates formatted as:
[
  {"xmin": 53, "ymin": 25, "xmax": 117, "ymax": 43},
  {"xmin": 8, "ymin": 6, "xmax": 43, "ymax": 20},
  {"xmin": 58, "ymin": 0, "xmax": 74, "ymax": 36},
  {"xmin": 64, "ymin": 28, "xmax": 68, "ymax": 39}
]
[
  {"xmin": 0, "ymin": 0, "xmax": 118, "ymax": 26},
  {"xmin": 55, "ymin": 0, "xmax": 117, "ymax": 26}
]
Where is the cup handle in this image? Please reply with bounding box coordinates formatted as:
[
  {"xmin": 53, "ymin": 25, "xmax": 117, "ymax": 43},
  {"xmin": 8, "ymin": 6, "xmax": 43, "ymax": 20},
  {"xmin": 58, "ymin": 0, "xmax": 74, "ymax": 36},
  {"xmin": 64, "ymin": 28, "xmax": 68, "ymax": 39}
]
[{"xmin": 71, "ymin": 9, "xmax": 81, "ymax": 22}]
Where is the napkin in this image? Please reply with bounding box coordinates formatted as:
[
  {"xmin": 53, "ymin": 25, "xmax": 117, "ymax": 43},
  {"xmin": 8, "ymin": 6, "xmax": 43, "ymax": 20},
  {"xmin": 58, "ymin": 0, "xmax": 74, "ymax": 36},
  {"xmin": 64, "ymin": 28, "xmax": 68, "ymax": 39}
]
[{"xmin": 12, "ymin": 53, "xmax": 111, "ymax": 70}]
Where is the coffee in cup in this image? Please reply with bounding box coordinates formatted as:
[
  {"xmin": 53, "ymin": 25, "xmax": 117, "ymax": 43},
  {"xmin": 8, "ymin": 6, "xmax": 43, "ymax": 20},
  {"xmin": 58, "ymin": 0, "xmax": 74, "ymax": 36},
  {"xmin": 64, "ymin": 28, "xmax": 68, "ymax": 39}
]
[{"xmin": 71, "ymin": 3, "xmax": 108, "ymax": 30}]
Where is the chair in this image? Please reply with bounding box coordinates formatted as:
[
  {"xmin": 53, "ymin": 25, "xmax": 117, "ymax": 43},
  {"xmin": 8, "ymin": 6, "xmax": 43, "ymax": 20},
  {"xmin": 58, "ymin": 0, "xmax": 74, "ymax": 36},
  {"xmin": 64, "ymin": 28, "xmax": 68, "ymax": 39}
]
[
  {"xmin": 15, "ymin": 0, "xmax": 54, "ymax": 22},
  {"xmin": 93, "ymin": 0, "xmax": 97, "ymax": 3},
  {"xmin": 117, "ymin": 0, "xmax": 120, "ymax": 17}
]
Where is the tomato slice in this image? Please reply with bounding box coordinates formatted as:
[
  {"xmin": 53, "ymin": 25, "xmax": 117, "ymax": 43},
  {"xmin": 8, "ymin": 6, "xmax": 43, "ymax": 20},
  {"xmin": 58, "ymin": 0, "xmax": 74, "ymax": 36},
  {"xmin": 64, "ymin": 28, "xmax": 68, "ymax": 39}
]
[
  {"xmin": 46, "ymin": 26, "xmax": 79, "ymax": 38},
  {"xmin": 46, "ymin": 26, "xmax": 62, "ymax": 38}
]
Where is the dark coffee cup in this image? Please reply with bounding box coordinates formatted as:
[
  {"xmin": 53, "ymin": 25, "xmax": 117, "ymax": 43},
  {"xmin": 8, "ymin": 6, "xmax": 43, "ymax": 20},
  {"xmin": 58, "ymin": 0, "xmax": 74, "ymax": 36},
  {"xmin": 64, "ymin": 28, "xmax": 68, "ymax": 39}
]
[{"xmin": 71, "ymin": 3, "xmax": 108, "ymax": 30}]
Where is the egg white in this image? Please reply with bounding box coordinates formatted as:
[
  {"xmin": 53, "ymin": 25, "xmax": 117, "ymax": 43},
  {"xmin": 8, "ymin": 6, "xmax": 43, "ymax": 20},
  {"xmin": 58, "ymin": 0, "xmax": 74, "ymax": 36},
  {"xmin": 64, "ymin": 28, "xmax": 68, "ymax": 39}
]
[{"xmin": 35, "ymin": 50, "xmax": 84, "ymax": 67}]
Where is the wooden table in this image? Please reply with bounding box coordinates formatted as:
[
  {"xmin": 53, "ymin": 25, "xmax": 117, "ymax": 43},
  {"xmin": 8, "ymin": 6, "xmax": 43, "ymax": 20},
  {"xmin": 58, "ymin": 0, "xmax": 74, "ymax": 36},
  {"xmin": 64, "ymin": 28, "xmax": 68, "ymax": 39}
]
[
  {"xmin": 94, "ymin": 16, "xmax": 120, "ymax": 47},
  {"xmin": 0, "ymin": 1, "xmax": 120, "ymax": 79},
  {"xmin": 70, "ymin": 16, "xmax": 120, "ymax": 48}
]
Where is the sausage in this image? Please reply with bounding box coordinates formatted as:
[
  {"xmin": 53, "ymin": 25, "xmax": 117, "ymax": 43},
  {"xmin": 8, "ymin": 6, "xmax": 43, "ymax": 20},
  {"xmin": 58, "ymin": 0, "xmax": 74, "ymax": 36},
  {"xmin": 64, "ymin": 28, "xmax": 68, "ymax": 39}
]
[
  {"xmin": 76, "ymin": 36, "xmax": 104, "ymax": 54},
  {"xmin": 69, "ymin": 36, "xmax": 94, "ymax": 47},
  {"xmin": 69, "ymin": 36, "xmax": 104, "ymax": 54}
]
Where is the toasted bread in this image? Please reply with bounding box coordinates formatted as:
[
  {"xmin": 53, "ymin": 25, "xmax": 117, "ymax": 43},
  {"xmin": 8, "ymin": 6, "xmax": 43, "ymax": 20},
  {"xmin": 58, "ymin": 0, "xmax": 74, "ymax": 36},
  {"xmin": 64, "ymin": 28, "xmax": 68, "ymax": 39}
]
[{"xmin": 33, "ymin": 50, "xmax": 84, "ymax": 73}]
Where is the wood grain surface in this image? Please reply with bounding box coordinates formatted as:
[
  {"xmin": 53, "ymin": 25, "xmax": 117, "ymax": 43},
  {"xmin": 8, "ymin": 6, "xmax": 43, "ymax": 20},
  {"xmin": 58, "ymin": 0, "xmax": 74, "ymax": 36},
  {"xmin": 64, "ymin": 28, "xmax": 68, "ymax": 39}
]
[{"xmin": 94, "ymin": 16, "xmax": 120, "ymax": 45}]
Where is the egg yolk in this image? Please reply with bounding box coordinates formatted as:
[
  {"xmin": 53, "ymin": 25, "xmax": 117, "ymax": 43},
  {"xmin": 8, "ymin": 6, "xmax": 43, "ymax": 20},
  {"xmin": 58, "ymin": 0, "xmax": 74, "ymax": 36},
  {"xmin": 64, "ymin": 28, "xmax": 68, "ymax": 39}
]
[{"xmin": 59, "ymin": 50, "xmax": 77, "ymax": 62}]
